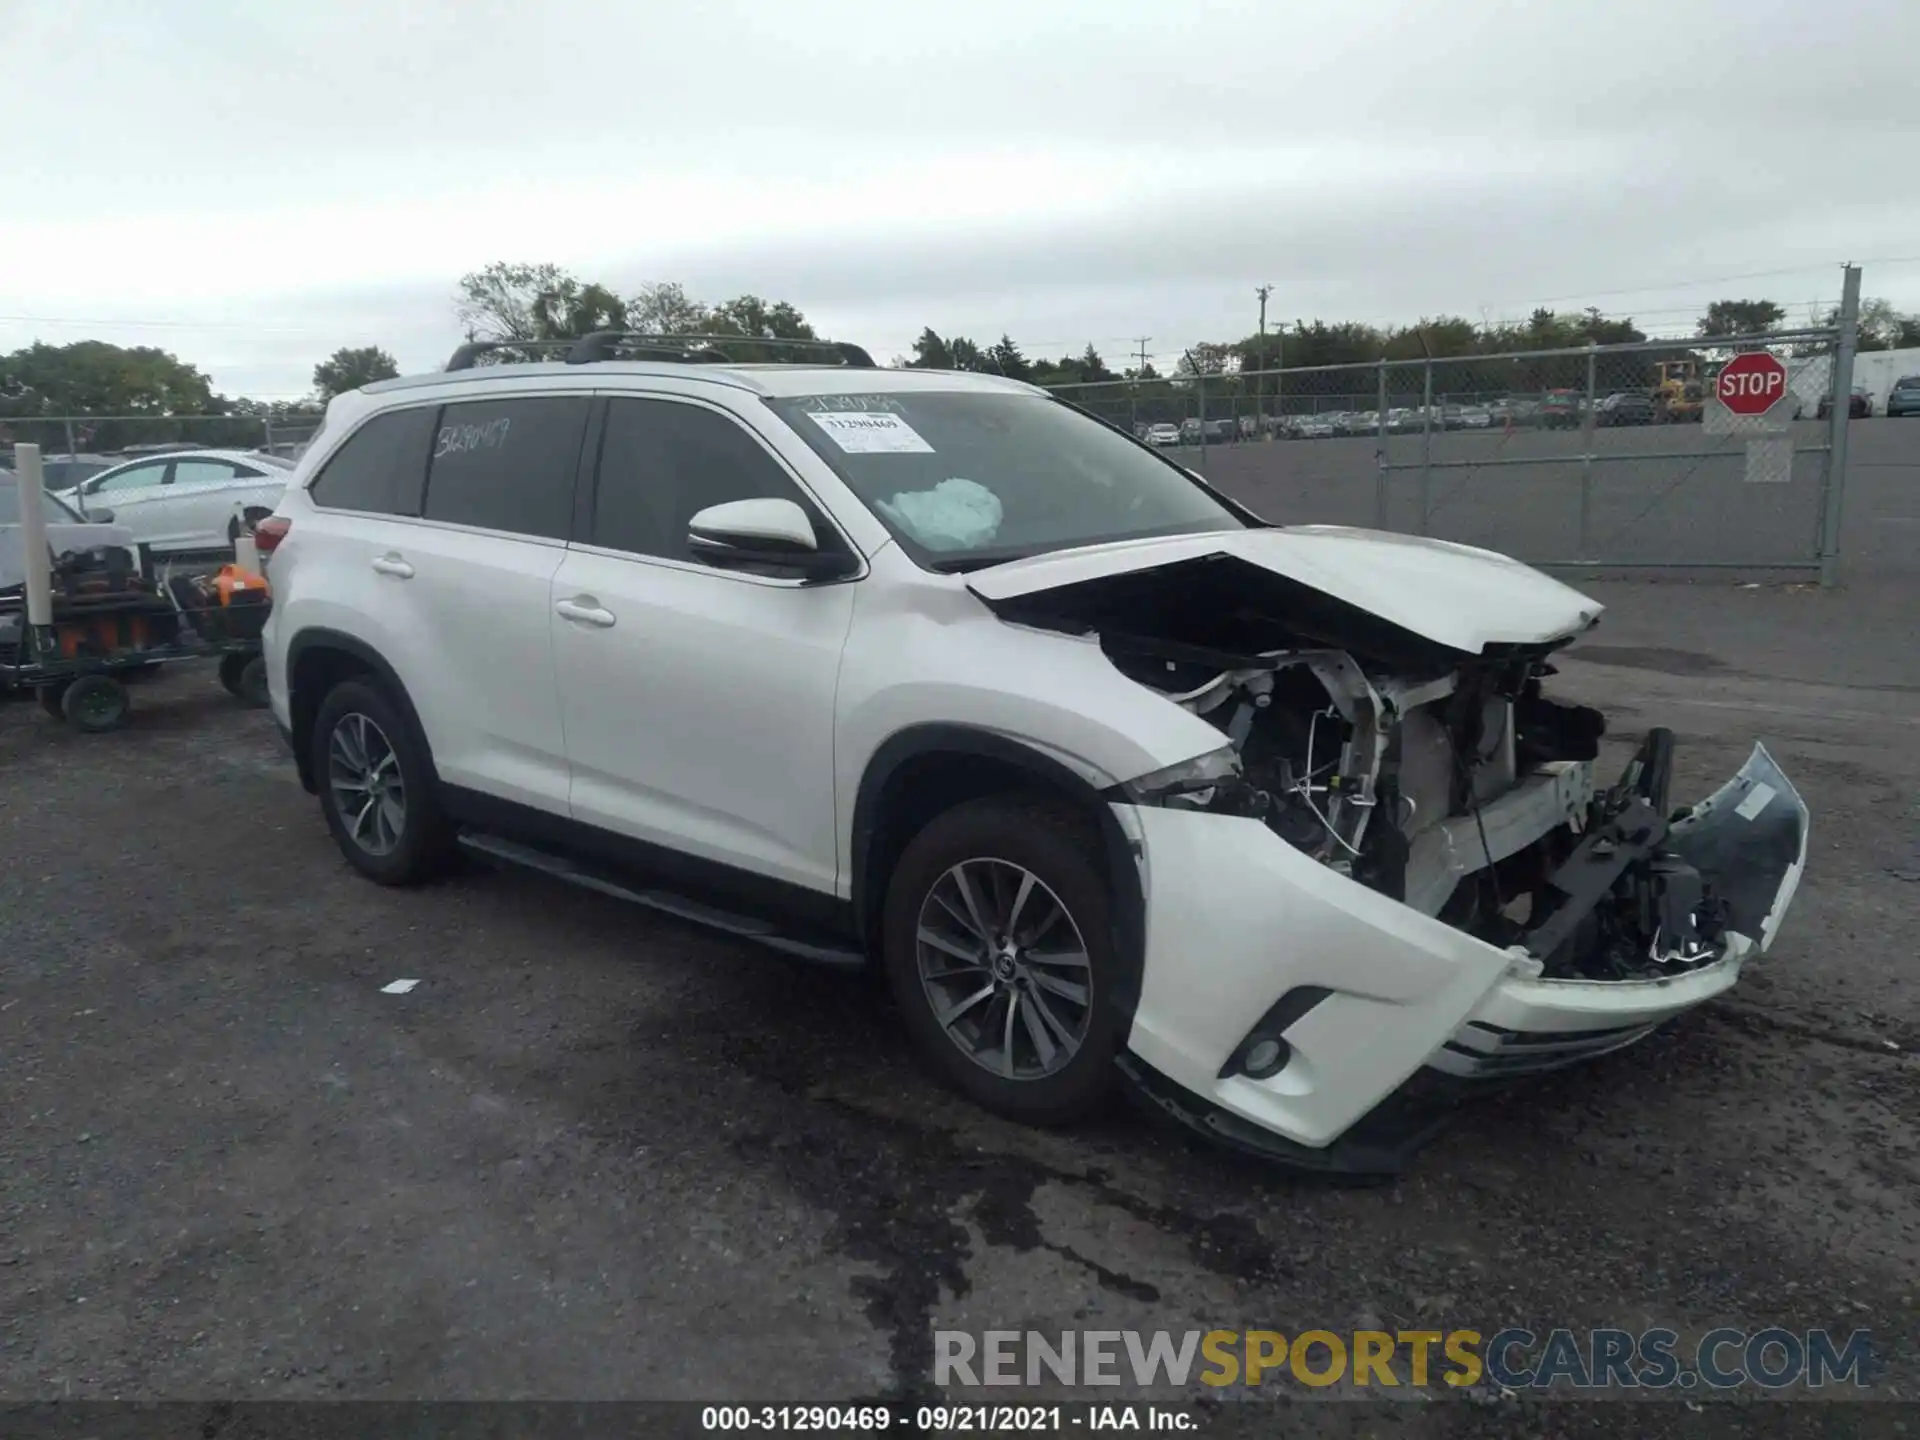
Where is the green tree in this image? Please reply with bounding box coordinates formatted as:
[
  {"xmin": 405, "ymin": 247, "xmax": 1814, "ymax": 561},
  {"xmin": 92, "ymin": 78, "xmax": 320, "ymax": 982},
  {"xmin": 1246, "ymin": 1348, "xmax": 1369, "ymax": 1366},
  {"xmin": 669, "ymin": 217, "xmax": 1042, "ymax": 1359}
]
[
  {"xmin": 312, "ymin": 345, "xmax": 399, "ymax": 400},
  {"xmin": 908, "ymin": 328, "xmax": 955, "ymax": 368},
  {"xmin": 986, "ymin": 334, "xmax": 1031, "ymax": 380},
  {"xmin": 1823, "ymin": 296, "xmax": 1920, "ymax": 351},
  {"xmin": 704, "ymin": 295, "xmax": 816, "ymax": 341},
  {"xmin": 0, "ymin": 341, "xmax": 223, "ymax": 451},
  {"xmin": 1697, "ymin": 299, "xmax": 1785, "ymax": 339},
  {"xmin": 948, "ymin": 337, "xmax": 988, "ymax": 372}
]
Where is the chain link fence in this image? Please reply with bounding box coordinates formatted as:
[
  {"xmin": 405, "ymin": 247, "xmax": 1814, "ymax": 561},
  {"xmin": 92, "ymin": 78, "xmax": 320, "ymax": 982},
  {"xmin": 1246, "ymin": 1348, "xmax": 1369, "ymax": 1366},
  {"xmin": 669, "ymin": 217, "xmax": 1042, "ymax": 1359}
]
[
  {"xmin": 1050, "ymin": 276, "xmax": 1860, "ymax": 582},
  {"xmin": 0, "ymin": 413, "xmax": 325, "ymax": 486}
]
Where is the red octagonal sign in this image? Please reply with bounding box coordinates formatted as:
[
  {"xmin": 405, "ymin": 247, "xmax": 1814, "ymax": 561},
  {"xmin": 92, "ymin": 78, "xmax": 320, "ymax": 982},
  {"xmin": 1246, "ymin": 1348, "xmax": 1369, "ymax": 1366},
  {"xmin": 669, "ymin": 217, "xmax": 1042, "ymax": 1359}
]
[{"xmin": 1716, "ymin": 351, "xmax": 1789, "ymax": 416}]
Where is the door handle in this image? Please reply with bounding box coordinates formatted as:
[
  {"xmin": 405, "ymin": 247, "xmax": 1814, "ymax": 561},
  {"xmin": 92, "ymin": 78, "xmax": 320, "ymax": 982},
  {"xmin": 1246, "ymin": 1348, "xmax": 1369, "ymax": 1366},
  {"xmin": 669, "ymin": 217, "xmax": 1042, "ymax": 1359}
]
[
  {"xmin": 371, "ymin": 554, "xmax": 414, "ymax": 579},
  {"xmin": 555, "ymin": 597, "xmax": 616, "ymax": 628}
]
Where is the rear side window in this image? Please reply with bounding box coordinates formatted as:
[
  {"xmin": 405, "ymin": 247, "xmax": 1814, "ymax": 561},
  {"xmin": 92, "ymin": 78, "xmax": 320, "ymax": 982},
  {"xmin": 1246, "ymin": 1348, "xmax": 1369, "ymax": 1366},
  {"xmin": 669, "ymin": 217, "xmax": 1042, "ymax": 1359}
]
[
  {"xmin": 590, "ymin": 398, "xmax": 830, "ymax": 561},
  {"xmin": 308, "ymin": 407, "xmax": 435, "ymax": 516},
  {"xmin": 422, "ymin": 396, "xmax": 587, "ymax": 540}
]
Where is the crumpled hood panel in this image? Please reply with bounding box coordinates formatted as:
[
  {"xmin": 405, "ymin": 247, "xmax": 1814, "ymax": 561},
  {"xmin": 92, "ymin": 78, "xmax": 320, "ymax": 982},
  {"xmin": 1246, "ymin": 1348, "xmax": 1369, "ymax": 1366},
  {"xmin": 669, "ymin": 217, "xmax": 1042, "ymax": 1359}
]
[{"xmin": 965, "ymin": 525, "xmax": 1604, "ymax": 655}]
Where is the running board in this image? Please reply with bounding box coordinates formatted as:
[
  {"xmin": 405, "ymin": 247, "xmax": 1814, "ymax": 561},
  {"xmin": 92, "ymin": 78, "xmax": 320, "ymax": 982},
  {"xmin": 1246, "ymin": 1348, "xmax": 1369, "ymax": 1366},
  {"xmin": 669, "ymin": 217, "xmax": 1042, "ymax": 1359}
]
[{"xmin": 455, "ymin": 831, "xmax": 868, "ymax": 969}]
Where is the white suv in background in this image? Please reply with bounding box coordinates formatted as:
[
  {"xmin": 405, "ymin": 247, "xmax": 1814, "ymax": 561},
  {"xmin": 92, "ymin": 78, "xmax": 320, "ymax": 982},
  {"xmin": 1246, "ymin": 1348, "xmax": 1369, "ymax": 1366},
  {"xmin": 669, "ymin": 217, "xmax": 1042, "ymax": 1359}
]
[{"xmin": 259, "ymin": 333, "xmax": 1808, "ymax": 1176}]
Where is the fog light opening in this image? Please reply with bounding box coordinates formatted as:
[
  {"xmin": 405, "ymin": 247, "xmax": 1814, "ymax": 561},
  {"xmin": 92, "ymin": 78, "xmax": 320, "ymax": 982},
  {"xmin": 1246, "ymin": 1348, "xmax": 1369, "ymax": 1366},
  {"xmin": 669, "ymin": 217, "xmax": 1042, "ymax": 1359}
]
[{"xmin": 1240, "ymin": 1037, "xmax": 1290, "ymax": 1080}]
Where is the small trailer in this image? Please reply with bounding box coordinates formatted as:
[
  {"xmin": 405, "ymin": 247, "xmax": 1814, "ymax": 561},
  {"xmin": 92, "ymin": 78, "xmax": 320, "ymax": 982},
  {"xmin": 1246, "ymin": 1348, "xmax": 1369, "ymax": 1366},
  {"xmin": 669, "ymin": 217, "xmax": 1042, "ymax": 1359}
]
[{"xmin": 1, "ymin": 444, "xmax": 269, "ymax": 732}]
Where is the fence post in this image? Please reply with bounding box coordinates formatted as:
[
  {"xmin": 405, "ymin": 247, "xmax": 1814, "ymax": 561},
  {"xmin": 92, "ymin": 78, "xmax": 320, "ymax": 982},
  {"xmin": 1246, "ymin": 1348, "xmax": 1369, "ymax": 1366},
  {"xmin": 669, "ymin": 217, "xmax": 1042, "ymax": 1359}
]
[
  {"xmin": 1418, "ymin": 359, "xmax": 1435, "ymax": 535},
  {"xmin": 1818, "ymin": 264, "xmax": 1862, "ymax": 587},
  {"xmin": 62, "ymin": 417, "xmax": 78, "ymax": 459},
  {"xmin": 1373, "ymin": 360, "xmax": 1390, "ymax": 528},
  {"xmin": 1579, "ymin": 342, "xmax": 1598, "ymax": 560},
  {"xmin": 1273, "ymin": 331, "xmax": 1284, "ymax": 440},
  {"xmin": 1195, "ymin": 368, "xmax": 1208, "ymax": 473}
]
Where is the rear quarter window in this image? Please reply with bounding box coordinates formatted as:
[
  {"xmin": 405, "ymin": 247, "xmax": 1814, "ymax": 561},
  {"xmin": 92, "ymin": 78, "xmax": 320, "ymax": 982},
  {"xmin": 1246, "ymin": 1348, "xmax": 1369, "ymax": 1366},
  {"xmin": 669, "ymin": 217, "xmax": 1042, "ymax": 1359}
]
[
  {"xmin": 421, "ymin": 396, "xmax": 588, "ymax": 540},
  {"xmin": 308, "ymin": 406, "xmax": 437, "ymax": 516}
]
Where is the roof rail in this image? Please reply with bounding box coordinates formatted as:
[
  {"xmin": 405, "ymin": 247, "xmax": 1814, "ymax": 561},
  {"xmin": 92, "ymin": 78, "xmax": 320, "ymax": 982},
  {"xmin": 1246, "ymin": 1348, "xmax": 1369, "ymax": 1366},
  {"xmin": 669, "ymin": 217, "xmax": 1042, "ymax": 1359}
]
[
  {"xmin": 445, "ymin": 332, "xmax": 877, "ymax": 373},
  {"xmin": 565, "ymin": 332, "xmax": 877, "ymax": 368},
  {"xmin": 443, "ymin": 338, "xmax": 577, "ymax": 371}
]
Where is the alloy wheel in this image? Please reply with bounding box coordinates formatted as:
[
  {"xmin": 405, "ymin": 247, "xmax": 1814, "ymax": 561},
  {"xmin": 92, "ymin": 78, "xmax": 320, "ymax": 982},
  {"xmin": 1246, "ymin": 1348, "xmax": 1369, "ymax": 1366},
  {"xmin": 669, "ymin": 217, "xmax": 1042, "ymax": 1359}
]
[
  {"xmin": 914, "ymin": 857, "xmax": 1093, "ymax": 1081},
  {"xmin": 327, "ymin": 712, "xmax": 406, "ymax": 857}
]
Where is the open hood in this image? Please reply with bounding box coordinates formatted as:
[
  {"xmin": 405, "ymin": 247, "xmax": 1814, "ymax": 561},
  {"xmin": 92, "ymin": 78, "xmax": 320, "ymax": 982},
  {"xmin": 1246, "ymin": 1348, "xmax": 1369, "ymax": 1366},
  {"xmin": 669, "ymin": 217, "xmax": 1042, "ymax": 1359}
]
[{"xmin": 964, "ymin": 526, "xmax": 1603, "ymax": 660}]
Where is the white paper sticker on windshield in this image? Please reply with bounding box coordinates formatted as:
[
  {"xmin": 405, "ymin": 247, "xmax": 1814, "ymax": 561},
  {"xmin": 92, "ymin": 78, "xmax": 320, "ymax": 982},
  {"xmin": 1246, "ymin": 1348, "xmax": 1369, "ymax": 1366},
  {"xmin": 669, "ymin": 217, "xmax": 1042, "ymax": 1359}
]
[
  {"xmin": 808, "ymin": 411, "xmax": 934, "ymax": 454},
  {"xmin": 1734, "ymin": 782, "xmax": 1776, "ymax": 821}
]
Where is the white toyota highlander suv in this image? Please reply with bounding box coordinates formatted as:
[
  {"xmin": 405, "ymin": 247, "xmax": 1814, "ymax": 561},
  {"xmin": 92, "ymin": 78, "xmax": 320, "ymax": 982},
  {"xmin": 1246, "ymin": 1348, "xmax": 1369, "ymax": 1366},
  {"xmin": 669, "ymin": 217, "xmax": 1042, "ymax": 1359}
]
[{"xmin": 260, "ymin": 332, "xmax": 1809, "ymax": 1175}]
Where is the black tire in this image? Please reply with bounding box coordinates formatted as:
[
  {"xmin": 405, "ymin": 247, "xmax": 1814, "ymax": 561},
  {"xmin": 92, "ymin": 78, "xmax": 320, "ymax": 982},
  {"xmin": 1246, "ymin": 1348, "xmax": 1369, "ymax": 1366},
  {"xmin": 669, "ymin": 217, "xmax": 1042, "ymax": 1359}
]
[
  {"xmin": 237, "ymin": 655, "xmax": 269, "ymax": 708},
  {"xmin": 61, "ymin": 674, "xmax": 130, "ymax": 733},
  {"xmin": 310, "ymin": 678, "xmax": 453, "ymax": 885},
  {"xmin": 881, "ymin": 795, "xmax": 1121, "ymax": 1126}
]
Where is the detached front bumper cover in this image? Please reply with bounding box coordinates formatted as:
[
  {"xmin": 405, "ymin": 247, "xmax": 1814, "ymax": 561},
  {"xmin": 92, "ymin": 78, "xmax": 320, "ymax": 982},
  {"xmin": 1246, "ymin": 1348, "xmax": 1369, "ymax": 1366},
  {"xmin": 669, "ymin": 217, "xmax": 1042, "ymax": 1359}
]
[{"xmin": 1118, "ymin": 742, "xmax": 1810, "ymax": 1178}]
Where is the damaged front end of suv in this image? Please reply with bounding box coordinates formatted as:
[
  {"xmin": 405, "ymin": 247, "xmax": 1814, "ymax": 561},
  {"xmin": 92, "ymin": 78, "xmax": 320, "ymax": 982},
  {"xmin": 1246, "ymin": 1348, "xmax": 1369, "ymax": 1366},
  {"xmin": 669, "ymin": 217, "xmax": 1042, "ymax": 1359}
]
[{"xmin": 968, "ymin": 527, "xmax": 1810, "ymax": 1174}]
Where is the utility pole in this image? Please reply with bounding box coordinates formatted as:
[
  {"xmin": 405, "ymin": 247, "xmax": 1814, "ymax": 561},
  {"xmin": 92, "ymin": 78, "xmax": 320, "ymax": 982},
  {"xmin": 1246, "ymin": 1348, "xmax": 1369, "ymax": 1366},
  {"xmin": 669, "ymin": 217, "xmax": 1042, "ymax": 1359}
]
[
  {"xmin": 1255, "ymin": 285, "xmax": 1272, "ymax": 435},
  {"xmin": 1130, "ymin": 337, "xmax": 1151, "ymax": 434}
]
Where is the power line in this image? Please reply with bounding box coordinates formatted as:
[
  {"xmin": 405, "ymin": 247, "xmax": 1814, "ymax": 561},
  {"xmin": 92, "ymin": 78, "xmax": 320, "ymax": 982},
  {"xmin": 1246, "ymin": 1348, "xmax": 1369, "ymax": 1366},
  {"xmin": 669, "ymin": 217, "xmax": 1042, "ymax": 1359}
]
[{"xmin": 0, "ymin": 312, "xmax": 324, "ymax": 333}]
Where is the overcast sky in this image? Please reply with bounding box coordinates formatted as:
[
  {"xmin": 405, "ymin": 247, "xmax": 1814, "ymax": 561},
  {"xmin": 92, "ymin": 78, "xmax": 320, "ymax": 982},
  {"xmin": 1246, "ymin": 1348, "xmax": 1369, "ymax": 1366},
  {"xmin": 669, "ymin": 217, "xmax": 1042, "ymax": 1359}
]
[{"xmin": 5, "ymin": 0, "xmax": 1918, "ymax": 400}]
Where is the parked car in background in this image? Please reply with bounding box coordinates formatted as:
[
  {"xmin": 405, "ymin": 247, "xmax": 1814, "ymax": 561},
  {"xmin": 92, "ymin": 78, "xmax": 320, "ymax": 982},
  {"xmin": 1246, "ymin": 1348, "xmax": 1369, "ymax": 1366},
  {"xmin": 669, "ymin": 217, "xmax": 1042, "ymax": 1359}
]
[
  {"xmin": 1539, "ymin": 390, "xmax": 1584, "ymax": 429},
  {"xmin": 1815, "ymin": 386, "xmax": 1872, "ymax": 421},
  {"xmin": 1885, "ymin": 375, "xmax": 1920, "ymax": 418},
  {"xmin": 1145, "ymin": 422, "xmax": 1181, "ymax": 446},
  {"xmin": 1202, "ymin": 418, "xmax": 1236, "ymax": 444},
  {"xmin": 56, "ymin": 448, "xmax": 294, "ymax": 553},
  {"xmin": 1595, "ymin": 392, "xmax": 1656, "ymax": 427},
  {"xmin": 1293, "ymin": 416, "xmax": 1335, "ymax": 440},
  {"xmin": 1456, "ymin": 404, "xmax": 1493, "ymax": 430}
]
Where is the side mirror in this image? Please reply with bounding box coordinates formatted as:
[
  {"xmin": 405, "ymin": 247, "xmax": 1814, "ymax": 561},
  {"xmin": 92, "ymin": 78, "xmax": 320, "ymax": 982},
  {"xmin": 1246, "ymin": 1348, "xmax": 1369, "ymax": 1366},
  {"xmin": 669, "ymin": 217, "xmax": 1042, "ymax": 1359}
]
[
  {"xmin": 90, "ymin": 507, "xmax": 115, "ymax": 524},
  {"xmin": 686, "ymin": 498, "xmax": 856, "ymax": 580}
]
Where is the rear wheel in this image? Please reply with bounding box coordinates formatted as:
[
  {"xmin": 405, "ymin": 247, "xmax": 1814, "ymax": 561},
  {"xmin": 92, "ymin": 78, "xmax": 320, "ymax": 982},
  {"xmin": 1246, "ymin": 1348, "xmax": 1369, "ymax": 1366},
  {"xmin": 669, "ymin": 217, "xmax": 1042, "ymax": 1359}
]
[
  {"xmin": 882, "ymin": 795, "xmax": 1121, "ymax": 1126},
  {"xmin": 311, "ymin": 679, "xmax": 452, "ymax": 885}
]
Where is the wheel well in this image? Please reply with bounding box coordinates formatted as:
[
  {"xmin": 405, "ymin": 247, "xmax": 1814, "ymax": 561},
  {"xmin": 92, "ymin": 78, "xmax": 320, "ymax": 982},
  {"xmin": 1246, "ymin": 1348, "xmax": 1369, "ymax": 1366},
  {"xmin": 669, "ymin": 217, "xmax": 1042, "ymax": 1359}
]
[
  {"xmin": 852, "ymin": 738, "xmax": 1145, "ymax": 1023},
  {"xmin": 287, "ymin": 644, "xmax": 374, "ymax": 790}
]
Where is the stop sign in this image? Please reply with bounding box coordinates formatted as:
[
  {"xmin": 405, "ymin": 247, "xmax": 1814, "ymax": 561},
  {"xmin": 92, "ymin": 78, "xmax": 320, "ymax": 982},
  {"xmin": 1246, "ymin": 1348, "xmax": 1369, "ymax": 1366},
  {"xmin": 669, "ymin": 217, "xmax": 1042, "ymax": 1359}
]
[{"xmin": 1716, "ymin": 352, "xmax": 1789, "ymax": 416}]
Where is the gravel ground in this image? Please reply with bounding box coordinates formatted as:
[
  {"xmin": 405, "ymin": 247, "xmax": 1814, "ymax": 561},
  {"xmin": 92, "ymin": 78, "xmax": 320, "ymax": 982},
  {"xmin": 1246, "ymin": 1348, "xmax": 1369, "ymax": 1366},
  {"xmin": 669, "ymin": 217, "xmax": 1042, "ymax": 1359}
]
[{"xmin": 1, "ymin": 572, "xmax": 1916, "ymax": 1433}]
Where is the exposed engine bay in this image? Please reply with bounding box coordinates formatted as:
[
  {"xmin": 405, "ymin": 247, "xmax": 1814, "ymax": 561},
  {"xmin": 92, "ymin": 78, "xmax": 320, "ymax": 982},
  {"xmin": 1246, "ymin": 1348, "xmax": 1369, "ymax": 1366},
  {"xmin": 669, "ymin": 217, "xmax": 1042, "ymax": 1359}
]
[{"xmin": 1109, "ymin": 636, "xmax": 1747, "ymax": 982}]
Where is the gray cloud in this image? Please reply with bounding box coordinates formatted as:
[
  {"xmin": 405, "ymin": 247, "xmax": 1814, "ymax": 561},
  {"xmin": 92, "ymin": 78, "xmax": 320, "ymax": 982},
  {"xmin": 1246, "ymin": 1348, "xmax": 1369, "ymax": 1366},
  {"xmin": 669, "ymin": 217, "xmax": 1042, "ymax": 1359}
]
[{"xmin": 4, "ymin": 0, "xmax": 1916, "ymax": 397}]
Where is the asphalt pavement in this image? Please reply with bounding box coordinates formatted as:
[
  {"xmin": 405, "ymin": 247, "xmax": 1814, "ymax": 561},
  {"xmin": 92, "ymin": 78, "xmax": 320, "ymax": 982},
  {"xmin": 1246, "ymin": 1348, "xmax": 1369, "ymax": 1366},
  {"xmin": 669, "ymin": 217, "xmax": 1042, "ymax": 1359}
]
[{"xmin": 1, "ymin": 429, "xmax": 1917, "ymax": 1433}]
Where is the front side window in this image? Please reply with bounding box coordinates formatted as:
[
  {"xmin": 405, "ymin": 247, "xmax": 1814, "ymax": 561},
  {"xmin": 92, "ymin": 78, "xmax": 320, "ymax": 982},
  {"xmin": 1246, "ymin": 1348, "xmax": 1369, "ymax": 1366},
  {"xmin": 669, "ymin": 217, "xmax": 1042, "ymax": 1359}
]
[
  {"xmin": 421, "ymin": 396, "xmax": 587, "ymax": 540},
  {"xmin": 765, "ymin": 390, "xmax": 1247, "ymax": 569},
  {"xmin": 590, "ymin": 398, "xmax": 834, "ymax": 563},
  {"xmin": 308, "ymin": 406, "xmax": 436, "ymax": 516}
]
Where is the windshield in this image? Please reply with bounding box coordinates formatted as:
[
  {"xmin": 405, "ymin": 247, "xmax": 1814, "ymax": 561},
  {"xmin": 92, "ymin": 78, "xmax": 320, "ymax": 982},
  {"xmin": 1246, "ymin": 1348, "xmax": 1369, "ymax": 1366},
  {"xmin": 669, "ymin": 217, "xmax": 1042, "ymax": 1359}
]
[
  {"xmin": 1895, "ymin": 376, "xmax": 1920, "ymax": 391},
  {"xmin": 0, "ymin": 480, "xmax": 85, "ymax": 525},
  {"xmin": 766, "ymin": 391, "xmax": 1247, "ymax": 569}
]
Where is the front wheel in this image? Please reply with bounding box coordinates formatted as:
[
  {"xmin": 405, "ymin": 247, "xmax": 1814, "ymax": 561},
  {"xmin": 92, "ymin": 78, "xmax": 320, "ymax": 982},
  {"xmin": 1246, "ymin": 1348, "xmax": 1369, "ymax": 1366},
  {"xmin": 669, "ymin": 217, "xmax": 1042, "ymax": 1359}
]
[
  {"xmin": 882, "ymin": 796, "xmax": 1122, "ymax": 1126},
  {"xmin": 311, "ymin": 679, "xmax": 452, "ymax": 885}
]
